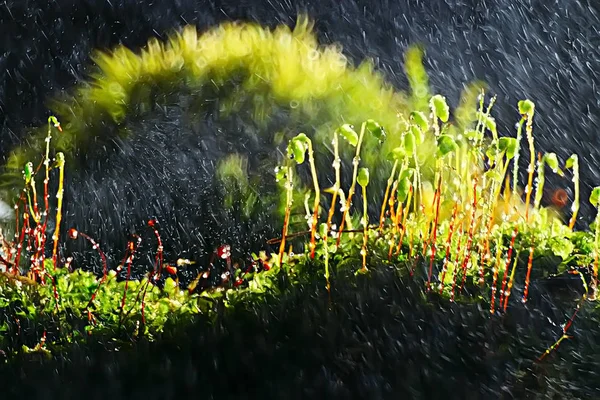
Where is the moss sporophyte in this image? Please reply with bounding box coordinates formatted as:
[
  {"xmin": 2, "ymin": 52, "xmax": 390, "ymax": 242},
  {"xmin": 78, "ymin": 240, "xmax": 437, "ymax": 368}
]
[{"xmin": 0, "ymin": 18, "xmax": 597, "ymax": 364}]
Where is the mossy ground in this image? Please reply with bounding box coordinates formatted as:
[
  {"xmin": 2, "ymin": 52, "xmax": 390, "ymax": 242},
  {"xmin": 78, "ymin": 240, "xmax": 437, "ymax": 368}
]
[{"xmin": 1, "ymin": 14, "xmax": 600, "ymax": 400}]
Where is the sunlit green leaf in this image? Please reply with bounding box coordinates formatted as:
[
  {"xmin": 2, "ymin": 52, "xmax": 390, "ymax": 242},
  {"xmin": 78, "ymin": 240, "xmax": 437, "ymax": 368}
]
[
  {"xmin": 590, "ymin": 186, "xmax": 600, "ymax": 207},
  {"xmin": 365, "ymin": 119, "xmax": 386, "ymax": 142},
  {"xmin": 518, "ymin": 99, "xmax": 535, "ymax": 115},
  {"xmin": 498, "ymin": 137, "xmax": 518, "ymax": 159},
  {"xmin": 437, "ymin": 134, "xmax": 458, "ymax": 156},
  {"xmin": 337, "ymin": 124, "xmax": 358, "ymax": 147},
  {"xmin": 410, "ymin": 111, "xmax": 429, "ymax": 132},
  {"xmin": 357, "ymin": 168, "xmax": 370, "ymax": 187},
  {"xmin": 430, "ymin": 95, "xmax": 450, "ymax": 122}
]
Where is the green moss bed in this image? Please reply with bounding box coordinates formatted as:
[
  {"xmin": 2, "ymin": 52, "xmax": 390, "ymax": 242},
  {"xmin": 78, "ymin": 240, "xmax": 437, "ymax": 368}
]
[{"xmin": 1, "ymin": 19, "xmax": 600, "ymax": 399}]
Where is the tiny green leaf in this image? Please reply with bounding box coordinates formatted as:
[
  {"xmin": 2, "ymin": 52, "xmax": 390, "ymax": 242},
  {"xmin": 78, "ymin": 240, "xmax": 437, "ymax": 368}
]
[
  {"xmin": 410, "ymin": 111, "xmax": 429, "ymax": 132},
  {"xmin": 275, "ymin": 166, "xmax": 287, "ymax": 182},
  {"xmin": 399, "ymin": 168, "xmax": 415, "ymax": 181},
  {"xmin": 565, "ymin": 154, "xmax": 578, "ymax": 170},
  {"xmin": 365, "ymin": 119, "xmax": 386, "ymax": 142},
  {"xmin": 430, "ymin": 95, "xmax": 450, "ymax": 123},
  {"xmin": 389, "ymin": 146, "xmax": 406, "ymax": 160},
  {"xmin": 437, "ymin": 134, "xmax": 458, "ymax": 156},
  {"xmin": 590, "ymin": 187, "xmax": 600, "ymax": 207},
  {"xmin": 288, "ymin": 137, "xmax": 307, "ymax": 164},
  {"xmin": 543, "ymin": 153, "xmax": 564, "ymax": 176},
  {"xmin": 397, "ymin": 177, "xmax": 411, "ymax": 203},
  {"xmin": 518, "ymin": 99, "xmax": 535, "ymax": 115},
  {"xmin": 403, "ymin": 131, "xmax": 416, "ymax": 154},
  {"xmin": 23, "ymin": 162, "xmax": 34, "ymax": 183},
  {"xmin": 485, "ymin": 145, "xmax": 497, "ymax": 163},
  {"xmin": 338, "ymin": 124, "xmax": 359, "ymax": 147},
  {"xmin": 357, "ymin": 168, "xmax": 370, "ymax": 187},
  {"xmin": 498, "ymin": 137, "xmax": 518, "ymax": 159},
  {"xmin": 410, "ymin": 124, "xmax": 425, "ymax": 145}
]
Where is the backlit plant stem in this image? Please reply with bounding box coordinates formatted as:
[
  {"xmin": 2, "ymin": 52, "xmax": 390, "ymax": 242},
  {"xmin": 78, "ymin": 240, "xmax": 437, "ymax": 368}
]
[
  {"xmin": 522, "ymin": 244, "xmax": 535, "ymax": 303},
  {"xmin": 499, "ymin": 226, "xmax": 518, "ymax": 307},
  {"xmin": 278, "ymin": 164, "xmax": 294, "ymax": 266},
  {"xmin": 503, "ymin": 249, "xmax": 520, "ymax": 311},
  {"xmin": 379, "ymin": 159, "xmax": 398, "ymax": 233},
  {"xmin": 512, "ymin": 117, "xmax": 525, "ymax": 201},
  {"xmin": 459, "ymin": 178, "xmax": 479, "ymax": 294},
  {"xmin": 395, "ymin": 186, "xmax": 413, "ymax": 256},
  {"xmin": 439, "ymin": 202, "xmax": 459, "ymax": 294},
  {"xmin": 325, "ymin": 130, "xmax": 341, "ymax": 233},
  {"xmin": 337, "ymin": 122, "xmax": 367, "ymax": 247},
  {"xmin": 51, "ymin": 153, "xmax": 65, "ymax": 268},
  {"xmin": 567, "ymin": 155, "xmax": 580, "ymax": 230},
  {"xmin": 305, "ymin": 139, "xmax": 320, "ymax": 259},
  {"xmin": 523, "ymin": 104, "xmax": 536, "ymax": 222},
  {"xmin": 426, "ymin": 174, "xmax": 442, "ymax": 292}
]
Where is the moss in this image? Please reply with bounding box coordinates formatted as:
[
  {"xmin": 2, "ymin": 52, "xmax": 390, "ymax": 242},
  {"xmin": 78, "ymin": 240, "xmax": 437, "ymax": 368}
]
[{"xmin": 0, "ymin": 17, "xmax": 444, "ymax": 200}]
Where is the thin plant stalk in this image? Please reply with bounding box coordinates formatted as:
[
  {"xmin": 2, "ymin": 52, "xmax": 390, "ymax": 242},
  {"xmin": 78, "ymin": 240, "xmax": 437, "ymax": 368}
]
[
  {"xmin": 360, "ymin": 174, "xmax": 369, "ymax": 273},
  {"xmin": 439, "ymin": 202, "xmax": 459, "ymax": 294},
  {"xmin": 278, "ymin": 164, "xmax": 294, "ymax": 266},
  {"xmin": 512, "ymin": 117, "xmax": 525, "ymax": 200},
  {"xmin": 427, "ymin": 173, "xmax": 443, "ymax": 292},
  {"xmin": 499, "ymin": 226, "xmax": 518, "ymax": 306},
  {"xmin": 395, "ymin": 185, "xmax": 413, "ymax": 256},
  {"xmin": 567, "ymin": 155, "xmax": 580, "ymax": 230},
  {"xmin": 379, "ymin": 159, "xmax": 398, "ymax": 233},
  {"xmin": 522, "ymin": 244, "xmax": 535, "ymax": 303},
  {"xmin": 523, "ymin": 106, "xmax": 536, "ymax": 221},
  {"xmin": 305, "ymin": 139, "xmax": 320, "ymax": 259},
  {"xmin": 337, "ymin": 122, "xmax": 367, "ymax": 247},
  {"xmin": 503, "ymin": 249, "xmax": 520, "ymax": 311}
]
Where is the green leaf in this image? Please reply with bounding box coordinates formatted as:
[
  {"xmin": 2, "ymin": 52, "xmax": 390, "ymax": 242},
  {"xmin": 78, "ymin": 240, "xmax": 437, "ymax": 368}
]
[
  {"xmin": 397, "ymin": 177, "xmax": 411, "ymax": 202},
  {"xmin": 590, "ymin": 186, "xmax": 600, "ymax": 207},
  {"xmin": 357, "ymin": 168, "xmax": 370, "ymax": 187},
  {"xmin": 399, "ymin": 168, "xmax": 415, "ymax": 181},
  {"xmin": 410, "ymin": 125, "xmax": 425, "ymax": 145},
  {"xmin": 544, "ymin": 153, "xmax": 559, "ymax": 171},
  {"xmin": 430, "ymin": 95, "xmax": 450, "ymax": 123},
  {"xmin": 518, "ymin": 99, "xmax": 535, "ymax": 115},
  {"xmin": 389, "ymin": 146, "xmax": 406, "ymax": 160},
  {"xmin": 498, "ymin": 137, "xmax": 518, "ymax": 159},
  {"xmin": 365, "ymin": 119, "xmax": 386, "ymax": 142},
  {"xmin": 485, "ymin": 144, "xmax": 497, "ymax": 163},
  {"xmin": 549, "ymin": 236, "xmax": 575, "ymax": 260},
  {"xmin": 403, "ymin": 131, "xmax": 416, "ymax": 154},
  {"xmin": 338, "ymin": 124, "xmax": 359, "ymax": 147},
  {"xmin": 410, "ymin": 111, "xmax": 429, "ymax": 132},
  {"xmin": 288, "ymin": 137, "xmax": 307, "ymax": 164},
  {"xmin": 23, "ymin": 162, "xmax": 34, "ymax": 183},
  {"xmin": 543, "ymin": 152, "xmax": 564, "ymax": 176},
  {"xmin": 275, "ymin": 166, "xmax": 287, "ymax": 182},
  {"xmin": 483, "ymin": 169, "xmax": 503, "ymax": 182},
  {"xmin": 565, "ymin": 154, "xmax": 578, "ymax": 170},
  {"xmin": 437, "ymin": 134, "xmax": 458, "ymax": 156}
]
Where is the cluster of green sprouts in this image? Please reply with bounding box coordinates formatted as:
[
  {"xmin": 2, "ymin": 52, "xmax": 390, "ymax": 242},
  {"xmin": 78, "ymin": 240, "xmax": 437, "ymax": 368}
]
[
  {"xmin": 277, "ymin": 92, "xmax": 600, "ymax": 313},
  {"xmin": 2, "ymin": 95, "xmax": 600, "ymax": 361}
]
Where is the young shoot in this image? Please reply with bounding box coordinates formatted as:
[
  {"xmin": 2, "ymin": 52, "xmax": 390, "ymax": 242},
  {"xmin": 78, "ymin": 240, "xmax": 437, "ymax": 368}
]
[
  {"xmin": 518, "ymin": 99, "xmax": 536, "ymax": 221},
  {"xmin": 565, "ymin": 154, "xmax": 580, "ymax": 230},
  {"xmin": 357, "ymin": 167, "xmax": 370, "ymax": 273},
  {"xmin": 51, "ymin": 153, "xmax": 66, "ymax": 268},
  {"xmin": 337, "ymin": 120, "xmax": 385, "ymax": 247},
  {"xmin": 290, "ymin": 133, "xmax": 320, "ymax": 258}
]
